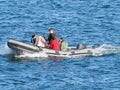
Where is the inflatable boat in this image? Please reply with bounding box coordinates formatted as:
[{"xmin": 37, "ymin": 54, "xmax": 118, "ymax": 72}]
[{"xmin": 7, "ymin": 39, "xmax": 93, "ymax": 57}]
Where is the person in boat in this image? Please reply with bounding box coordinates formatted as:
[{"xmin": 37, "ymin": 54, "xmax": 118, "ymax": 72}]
[
  {"xmin": 50, "ymin": 34, "xmax": 60, "ymax": 51},
  {"xmin": 31, "ymin": 34, "xmax": 46, "ymax": 47},
  {"xmin": 48, "ymin": 28, "xmax": 56, "ymax": 44},
  {"xmin": 37, "ymin": 36, "xmax": 46, "ymax": 47},
  {"xmin": 59, "ymin": 38, "xmax": 68, "ymax": 51},
  {"xmin": 31, "ymin": 34, "xmax": 37, "ymax": 45}
]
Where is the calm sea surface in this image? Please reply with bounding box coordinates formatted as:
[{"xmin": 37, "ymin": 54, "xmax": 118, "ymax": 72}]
[{"xmin": 0, "ymin": 0, "xmax": 120, "ymax": 90}]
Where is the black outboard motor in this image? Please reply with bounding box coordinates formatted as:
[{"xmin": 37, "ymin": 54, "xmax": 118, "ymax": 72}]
[{"xmin": 77, "ymin": 44, "xmax": 86, "ymax": 50}]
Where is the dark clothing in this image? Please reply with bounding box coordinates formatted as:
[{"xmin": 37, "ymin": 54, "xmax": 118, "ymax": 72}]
[
  {"xmin": 77, "ymin": 44, "xmax": 86, "ymax": 49},
  {"xmin": 48, "ymin": 33, "xmax": 56, "ymax": 44},
  {"xmin": 31, "ymin": 38, "xmax": 36, "ymax": 45}
]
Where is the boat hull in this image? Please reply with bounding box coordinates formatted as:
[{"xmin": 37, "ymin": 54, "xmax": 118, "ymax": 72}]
[{"xmin": 7, "ymin": 39, "xmax": 93, "ymax": 57}]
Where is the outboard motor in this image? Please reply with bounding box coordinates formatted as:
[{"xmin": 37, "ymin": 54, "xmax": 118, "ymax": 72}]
[{"xmin": 77, "ymin": 44, "xmax": 86, "ymax": 50}]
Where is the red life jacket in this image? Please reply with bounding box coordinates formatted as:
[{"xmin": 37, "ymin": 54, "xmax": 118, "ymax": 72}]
[{"xmin": 50, "ymin": 39, "xmax": 60, "ymax": 51}]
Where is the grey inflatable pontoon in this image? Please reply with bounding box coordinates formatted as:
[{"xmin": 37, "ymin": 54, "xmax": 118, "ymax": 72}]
[{"xmin": 7, "ymin": 39, "xmax": 93, "ymax": 57}]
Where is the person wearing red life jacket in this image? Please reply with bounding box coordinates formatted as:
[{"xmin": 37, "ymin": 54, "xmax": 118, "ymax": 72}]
[{"xmin": 50, "ymin": 34, "xmax": 60, "ymax": 51}]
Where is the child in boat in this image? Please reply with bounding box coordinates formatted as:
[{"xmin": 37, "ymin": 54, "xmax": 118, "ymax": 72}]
[{"xmin": 59, "ymin": 38, "xmax": 68, "ymax": 51}]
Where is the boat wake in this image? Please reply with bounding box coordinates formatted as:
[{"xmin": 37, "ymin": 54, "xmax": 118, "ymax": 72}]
[
  {"xmin": 0, "ymin": 43, "xmax": 12, "ymax": 55},
  {"xmin": 91, "ymin": 44, "xmax": 120, "ymax": 56},
  {"xmin": 14, "ymin": 44, "xmax": 120, "ymax": 58},
  {"xmin": 15, "ymin": 52, "xmax": 48, "ymax": 58}
]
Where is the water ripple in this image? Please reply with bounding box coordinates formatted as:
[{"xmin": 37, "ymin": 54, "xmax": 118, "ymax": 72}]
[{"xmin": 0, "ymin": 0, "xmax": 120, "ymax": 89}]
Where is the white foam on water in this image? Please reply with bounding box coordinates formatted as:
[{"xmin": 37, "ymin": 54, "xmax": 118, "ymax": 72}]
[
  {"xmin": 15, "ymin": 51, "xmax": 48, "ymax": 58},
  {"xmin": 0, "ymin": 43, "xmax": 12, "ymax": 55},
  {"xmin": 92, "ymin": 44, "xmax": 120, "ymax": 56}
]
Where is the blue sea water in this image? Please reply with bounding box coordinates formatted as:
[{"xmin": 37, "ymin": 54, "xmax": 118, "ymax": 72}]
[{"xmin": 0, "ymin": 0, "xmax": 120, "ymax": 90}]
